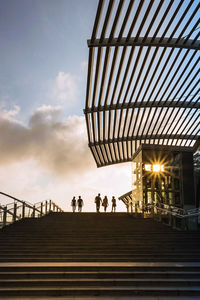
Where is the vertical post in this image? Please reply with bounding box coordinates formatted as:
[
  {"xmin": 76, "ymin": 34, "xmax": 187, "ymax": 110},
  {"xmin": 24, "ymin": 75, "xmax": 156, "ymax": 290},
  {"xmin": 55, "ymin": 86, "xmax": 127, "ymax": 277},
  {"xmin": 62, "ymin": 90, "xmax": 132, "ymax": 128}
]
[
  {"xmin": 22, "ymin": 202, "xmax": 25, "ymax": 218},
  {"xmin": 172, "ymin": 214, "xmax": 176, "ymax": 229},
  {"xmin": 13, "ymin": 202, "xmax": 17, "ymax": 222},
  {"xmin": 49, "ymin": 200, "xmax": 52, "ymax": 212},
  {"xmin": 40, "ymin": 202, "xmax": 43, "ymax": 217},
  {"xmin": 3, "ymin": 207, "xmax": 7, "ymax": 227},
  {"xmin": 158, "ymin": 208, "xmax": 161, "ymax": 222},
  {"xmin": 45, "ymin": 201, "xmax": 48, "ymax": 214},
  {"xmin": 32, "ymin": 205, "xmax": 36, "ymax": 218},
  {"xmin": 150, "ymin": 205, "xmax": 154, "ymax": 218},
  {"xmin": 168, "ymin": 211, "xmax": 172, "ymax": 226},
  {"xmin": 130, "ymin": 201, "xmax": 133, "ymax": 214}
]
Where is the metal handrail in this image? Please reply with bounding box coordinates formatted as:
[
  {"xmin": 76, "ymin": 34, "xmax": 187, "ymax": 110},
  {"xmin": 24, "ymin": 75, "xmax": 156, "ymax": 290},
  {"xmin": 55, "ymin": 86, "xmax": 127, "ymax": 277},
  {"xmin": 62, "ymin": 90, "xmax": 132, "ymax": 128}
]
[
  {"xmin": 0, "ymin": 192, "xmax": 63, "ymax": 228},
  {"xmin": 0, "ymin": 191, "xmax": 32, "ymax": 204},
  {"xmin": 153, "ymin": 204, "xmax": 200, "ymax": 218},
  {"xmin": 144, "ymin": 203, "xmax": 200, "ymax": 230},
  {"xmin": 0, "ymin": 192, "xmax": 41, "ymax": 213}
]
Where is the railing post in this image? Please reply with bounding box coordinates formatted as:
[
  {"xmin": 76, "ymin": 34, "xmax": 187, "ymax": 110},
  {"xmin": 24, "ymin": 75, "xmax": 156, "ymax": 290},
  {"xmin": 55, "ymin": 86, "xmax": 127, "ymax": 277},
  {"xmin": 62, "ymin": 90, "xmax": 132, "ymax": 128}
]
[
  {"xmin": 3, "ymin": 206, "xmax": 7, "ymax": 227},
  {"xmin": 49, "ymin": 200, "xmax": 52, "ymax": 211},
  {"xmin": 32, "ymin": 205, "xmax": 36, "ymax": 218},
  {"xmin": 158, "ymin": 208, "xmax": 161, "ymax": 222},
  {"xmin": 168, "ymin": 212, "xmax": 172, "ymax": 227},
  {"xmin": 40, "ymin": 202, "xmax": 43, "ymax": 217},
  {"xmin": 151, "ymin": 205, "xmax": 154, "ymax": 218},
  {"xmin": 13, "ymin": 202, "xmax": 17, "ymax": 222},
  {"xmin": 22, "ymin": 202, "xmax": 25, "ymax": 218},
  {"xmin": 45, "ymin": 201, "xmax": 48, "ymax": 214},
  {"xmin": 172, "ymin": 215, "xmax": 176, "ymax": 229},
  {"xmin": 183, "ymin": 216, "xmax": 188, "ymax": 230}
]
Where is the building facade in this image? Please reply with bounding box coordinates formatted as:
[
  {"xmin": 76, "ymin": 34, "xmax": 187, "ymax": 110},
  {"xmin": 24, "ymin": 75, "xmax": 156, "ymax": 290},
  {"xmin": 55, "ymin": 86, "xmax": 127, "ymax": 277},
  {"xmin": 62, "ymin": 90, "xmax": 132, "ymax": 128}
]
[{"xmin": 132, "ymin": 144, "xmax": 196, "ymax": 213}]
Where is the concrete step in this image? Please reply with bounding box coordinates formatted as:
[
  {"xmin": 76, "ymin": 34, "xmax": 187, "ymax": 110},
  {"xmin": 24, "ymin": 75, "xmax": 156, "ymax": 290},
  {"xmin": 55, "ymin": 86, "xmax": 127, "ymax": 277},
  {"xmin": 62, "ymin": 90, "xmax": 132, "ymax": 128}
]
[
  {"xmin": 1, "ymin": 250, "xmax": 200, "ymax": 256},
  {"xmin": 1, "ymin": 286, "xmax": 200, "ymax": 297},
  {"xmin": 1, "ymin": 212, "xmax": 200, "ymax": 297},
  {"xmin": 1, "ymin": 270, "xmax": 200, "ymax": 279},
  {"xmin": 1, "ymin": 278, "xmax": 200, "ymax": 288},
  {"xmin": 1, "ymin": 257, "xmax": 200, "ymax": 262}
]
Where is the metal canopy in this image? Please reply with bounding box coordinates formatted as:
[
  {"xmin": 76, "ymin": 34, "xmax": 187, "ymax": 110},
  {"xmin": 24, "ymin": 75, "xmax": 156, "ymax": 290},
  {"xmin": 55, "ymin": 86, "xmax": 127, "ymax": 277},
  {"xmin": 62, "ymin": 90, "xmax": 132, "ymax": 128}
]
[
  {"xmin": 118, "ymin": 190, "xmax": 133, "ymax": 209},
  {"xmin": 84, "ymin": 0, "xmax": 200, "ymax": 167}
]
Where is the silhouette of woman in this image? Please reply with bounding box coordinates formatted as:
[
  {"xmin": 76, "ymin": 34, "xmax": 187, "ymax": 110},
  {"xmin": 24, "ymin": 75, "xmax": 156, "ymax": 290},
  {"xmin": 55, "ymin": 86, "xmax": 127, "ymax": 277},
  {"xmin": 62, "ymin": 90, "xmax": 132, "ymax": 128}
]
[
  {"xmin": 71, "ymin": 197, "xmax": 76, "ymax": 212},
  {"xmin": 102, "ymin": 196, "xmax": 108, "ymax": 212},
  {"xmin": 77, "ymin": 196, "xmax": 84, "ymax": 212},
  {"xmin": 111, "ymin": 196, "xmax": 116, "ymax": 212}
]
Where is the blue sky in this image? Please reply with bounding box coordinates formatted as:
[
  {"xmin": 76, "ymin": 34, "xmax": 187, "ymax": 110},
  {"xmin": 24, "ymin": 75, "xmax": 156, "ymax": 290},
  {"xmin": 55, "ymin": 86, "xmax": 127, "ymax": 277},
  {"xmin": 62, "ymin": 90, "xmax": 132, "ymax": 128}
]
[
  {"xmin": 0, "ymin": 0, "xmax": 131, "ymax": 211},
  {"xmin": 0, "ymin": 0, "xmax": 97, "ymax": 119}
]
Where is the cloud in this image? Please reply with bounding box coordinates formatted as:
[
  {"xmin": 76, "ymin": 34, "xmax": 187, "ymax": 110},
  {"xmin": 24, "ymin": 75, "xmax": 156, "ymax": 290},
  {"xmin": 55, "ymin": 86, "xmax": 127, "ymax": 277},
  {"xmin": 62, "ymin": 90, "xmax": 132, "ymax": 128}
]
[
  {"xmin": 0, "ymin": 105, "xmax": 94, "ymax": 177},
  {"xmin": 81, "ymin": 61, "xmax": 88, "ymax": 71},
  {"xmin": 0, "ymin": 105, "xmax": 132, "ymax": 212},
  {"xmin": 0, "ymin": 159, "xmax": 131, "ymax": 212},
  {"xmin": 0, "ymin": 104, "xmax": 21, "ymax": 121},
  {"xmin": 53, "ymin": 72, "xmax": 78, "ymax": 104}
]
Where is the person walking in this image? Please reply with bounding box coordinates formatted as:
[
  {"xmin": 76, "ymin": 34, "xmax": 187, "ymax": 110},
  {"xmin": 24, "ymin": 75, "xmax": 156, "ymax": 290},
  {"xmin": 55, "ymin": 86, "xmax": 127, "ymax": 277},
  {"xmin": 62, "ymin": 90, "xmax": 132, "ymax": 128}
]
[
  {"xmin": 102, "ymin": 196, "xmax": 109, "ymax": 212},
  {"xmin": 77, "ymin": 196, "xmax": 84, "ymax": 212},
  {"xmin": 71, "ymin": 196, "xmax": 76, "ymax": 212},
  {"xmin": 95, "ymin": 193, "xmax": 102, "ymax": 212},
  {"xmin": 111, "ymin": 196, "xmax": 116, "ymax": 212}
]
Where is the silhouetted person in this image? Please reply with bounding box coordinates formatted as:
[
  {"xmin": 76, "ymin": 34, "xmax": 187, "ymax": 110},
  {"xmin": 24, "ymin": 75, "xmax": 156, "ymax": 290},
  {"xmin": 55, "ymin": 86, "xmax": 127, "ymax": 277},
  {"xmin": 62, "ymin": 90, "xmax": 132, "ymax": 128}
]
[
  {"xmin": 71, "ymin": 196, "xmax": 76, "ymax": 212},
  {"xmin": 111, "ymin": 196, "xmax": 116, "ymax": 212},
  {"xmin": 95, "ymin": 193, "xmax": 102, "ymax": 212},
  {"xmin": 77, "ymin": 196, "xmax": 83, "ymax": 212},
  {"xmin": 102, "ymin": 196, "xmax": 108, "ymax": 212}
]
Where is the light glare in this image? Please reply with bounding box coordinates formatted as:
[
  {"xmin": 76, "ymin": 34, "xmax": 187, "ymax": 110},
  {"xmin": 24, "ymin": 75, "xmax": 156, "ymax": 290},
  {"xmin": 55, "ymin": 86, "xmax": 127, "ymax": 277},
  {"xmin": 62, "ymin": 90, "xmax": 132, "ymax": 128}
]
[
  {"xmin": 144, "ymin": 164, "xmax": 151, "ymax": 171},
  {"xmin": 153, "ymin": 164, "xmax": 164, "ymax": 172}
]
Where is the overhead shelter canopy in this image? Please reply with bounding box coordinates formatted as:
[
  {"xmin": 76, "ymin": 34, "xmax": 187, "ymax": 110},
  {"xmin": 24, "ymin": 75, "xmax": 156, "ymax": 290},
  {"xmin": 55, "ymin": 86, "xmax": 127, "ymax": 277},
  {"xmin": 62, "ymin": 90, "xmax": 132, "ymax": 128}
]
[
  {"xmin": 84, "ymin": 0, "xmax": 200, "ymax": 167},
  {"xmin": 118, "ymin": 190, "xmax": 133, "ymax": 207}
]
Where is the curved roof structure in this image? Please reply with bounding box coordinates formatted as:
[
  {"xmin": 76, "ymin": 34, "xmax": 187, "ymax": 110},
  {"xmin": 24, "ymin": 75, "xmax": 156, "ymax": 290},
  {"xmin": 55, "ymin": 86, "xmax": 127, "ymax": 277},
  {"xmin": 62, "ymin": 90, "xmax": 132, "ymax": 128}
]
[{"xmin": 84, "ymin": 0, "xmax": 200, "ymax": 167}]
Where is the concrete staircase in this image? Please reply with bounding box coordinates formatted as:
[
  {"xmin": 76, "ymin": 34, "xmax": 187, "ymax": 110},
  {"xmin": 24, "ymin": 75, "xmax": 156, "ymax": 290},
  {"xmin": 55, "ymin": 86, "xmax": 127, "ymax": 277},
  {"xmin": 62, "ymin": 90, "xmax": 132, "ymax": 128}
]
[{"xmin": 0, "ymin": 212, "xmax": 200, "ymax": 297}]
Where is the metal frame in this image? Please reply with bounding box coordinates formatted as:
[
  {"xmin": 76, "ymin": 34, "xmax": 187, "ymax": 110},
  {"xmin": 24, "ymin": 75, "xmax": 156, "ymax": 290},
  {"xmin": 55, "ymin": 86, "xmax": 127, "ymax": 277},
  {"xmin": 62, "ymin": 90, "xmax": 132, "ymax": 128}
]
[
  {"xmin": 84, "ymin": 0, "xmax": 200, "ymax": 167},
  {"xmin": 0, "ymin": 192, "xmax": 63, "ymax": 228}
]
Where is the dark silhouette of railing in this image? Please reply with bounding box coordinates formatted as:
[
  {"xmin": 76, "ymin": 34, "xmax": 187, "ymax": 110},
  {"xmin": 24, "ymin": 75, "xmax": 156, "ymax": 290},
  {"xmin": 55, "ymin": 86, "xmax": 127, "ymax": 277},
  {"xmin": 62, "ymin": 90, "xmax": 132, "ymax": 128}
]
[
  {"xmin": 144, "ymin": 202, "xmax": 200, "ymax": 231},
  {"xmin": 0, "ymin": 192, "xmax": 63, "ymax": 228}
]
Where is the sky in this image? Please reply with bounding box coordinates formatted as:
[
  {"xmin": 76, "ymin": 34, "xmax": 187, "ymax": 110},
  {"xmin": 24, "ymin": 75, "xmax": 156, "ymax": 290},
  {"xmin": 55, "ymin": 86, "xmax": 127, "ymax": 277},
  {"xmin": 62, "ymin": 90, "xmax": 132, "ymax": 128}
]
[{"xmin": 0, "ymin": 0, "xmax": 131, "ymax": 212}]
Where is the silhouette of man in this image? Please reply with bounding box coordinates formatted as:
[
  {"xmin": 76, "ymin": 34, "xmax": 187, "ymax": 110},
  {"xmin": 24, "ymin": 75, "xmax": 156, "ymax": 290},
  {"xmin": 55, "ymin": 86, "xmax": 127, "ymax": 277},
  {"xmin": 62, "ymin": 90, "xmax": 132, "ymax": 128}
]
[
  {"xmin": 95, "ymin": 193, "xmax": 102, "ymax": 212},
  {"xmin": 71, "ymin": 196, "xmax": 76, "ymax": 213},
  {"xmin": 102, "ymin": 196, "xmax": 108, "ymax": 212},
  {"xmin": 77, "ymin": 196, "xmax": 83, "ymax": 212},
  {"xmin": 111, "ymin": 196, "xmax": 116, "ymax": 212}
]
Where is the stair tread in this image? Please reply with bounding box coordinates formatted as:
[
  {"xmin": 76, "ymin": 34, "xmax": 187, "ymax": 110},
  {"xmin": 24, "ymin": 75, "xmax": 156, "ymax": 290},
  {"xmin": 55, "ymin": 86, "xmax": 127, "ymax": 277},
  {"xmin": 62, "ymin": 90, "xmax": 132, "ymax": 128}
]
[
  {"xmin": 1, "ymin": 271, "xmax": 200, "ymax": 274},
  {"xmin": 1, "ymin": 212, "xmax": 200, "ymax": 297},
  {"xmin": 1, "ymin": 286, "xmax": 200, "ymax": 290},
  {"xmin": 1, "ymin": 278, "xmax": 200, "ymax": 282}
]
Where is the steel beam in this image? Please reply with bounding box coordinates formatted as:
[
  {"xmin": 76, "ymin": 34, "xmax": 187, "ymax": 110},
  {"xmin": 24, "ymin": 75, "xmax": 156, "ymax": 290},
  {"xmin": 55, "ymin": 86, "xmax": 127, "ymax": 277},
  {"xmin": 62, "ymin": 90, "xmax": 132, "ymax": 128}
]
[
  {"xmin": 84, "ymin": 100, "xmax": 200, "ymax": 113},
  {"xmin": 89, "ymin": 134, "xmax": 198, "ymax": 146},
  {"xmin": 88, "ymin": 37, "xmax": 200, "ymax": 50}
]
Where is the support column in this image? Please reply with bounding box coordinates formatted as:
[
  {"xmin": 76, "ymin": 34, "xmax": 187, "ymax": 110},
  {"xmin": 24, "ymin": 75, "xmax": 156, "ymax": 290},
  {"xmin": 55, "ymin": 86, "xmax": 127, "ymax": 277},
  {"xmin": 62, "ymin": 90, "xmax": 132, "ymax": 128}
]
[
  {"xmin": 40, "ymin": 203, "xmax": 43, "ymax": 217},
  {"xmin": 45, "ymin": 201, "xmax": 48, "ymax": 214},
  {"xmin": 32, "ymin": 205, "xmax": 36, "ymax": 218},
  {"xmin": 13, "ymin": 202, "xmax": 17, "ymax": 222},
  {"xmin": 22, "ymin": 202, "xmax": 25, "ymax": 218},
  {"xmin": 3, "ymin": 207, "xmax": 7, "ymax": 227}
]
